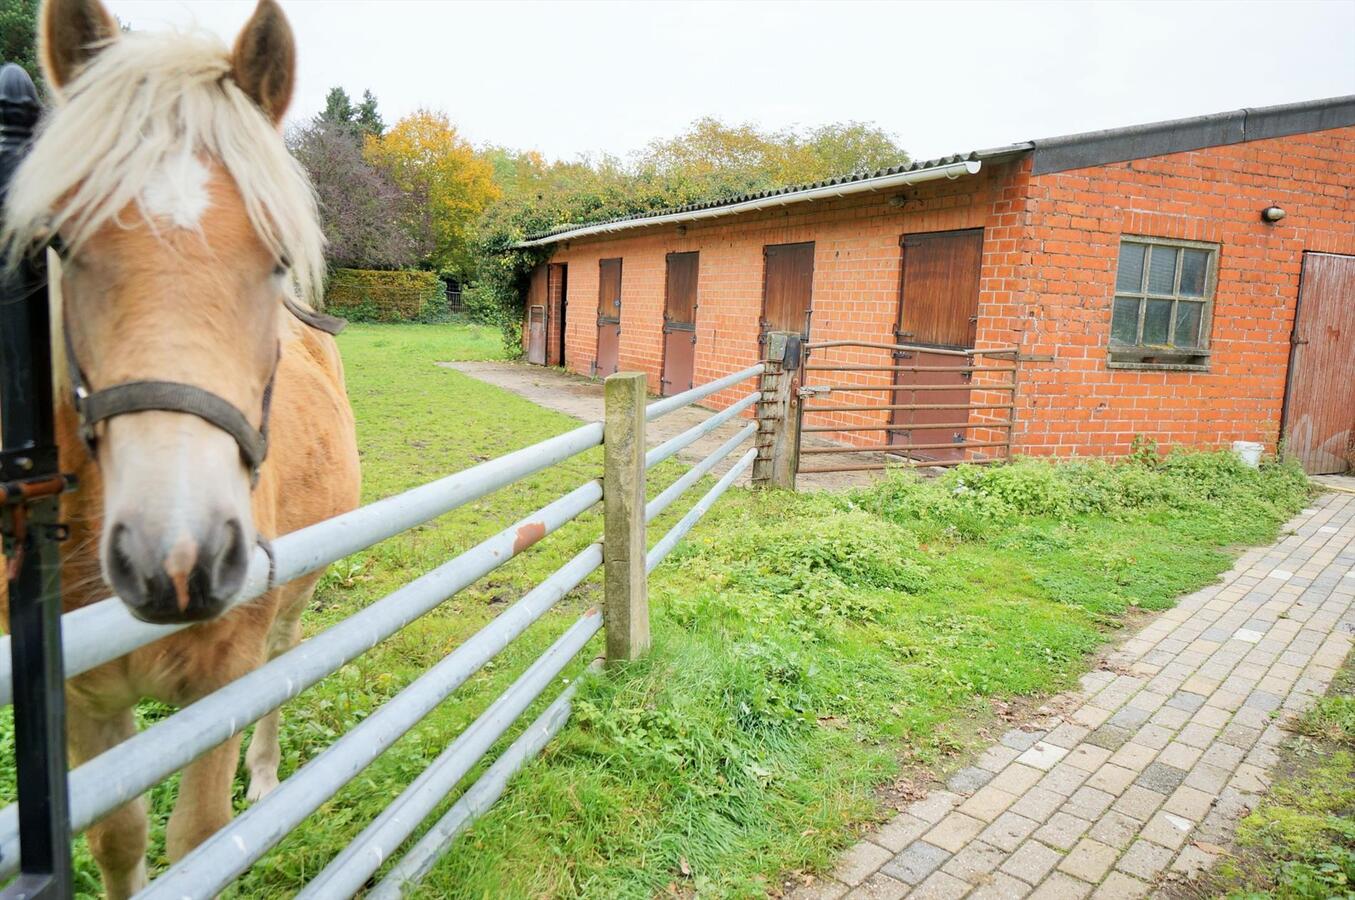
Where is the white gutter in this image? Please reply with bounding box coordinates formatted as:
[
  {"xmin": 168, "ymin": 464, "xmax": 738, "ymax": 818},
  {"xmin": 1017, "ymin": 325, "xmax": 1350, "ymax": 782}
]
[{"xmin": 515, "ymin": 159, "xmax": 983, "ymax": 248}]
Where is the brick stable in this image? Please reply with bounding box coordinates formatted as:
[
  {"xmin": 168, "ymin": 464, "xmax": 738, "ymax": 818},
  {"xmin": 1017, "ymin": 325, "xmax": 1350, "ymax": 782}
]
[{"xmin": 529, "ymin": 123, "xmax": 1355, "ymax": 460}]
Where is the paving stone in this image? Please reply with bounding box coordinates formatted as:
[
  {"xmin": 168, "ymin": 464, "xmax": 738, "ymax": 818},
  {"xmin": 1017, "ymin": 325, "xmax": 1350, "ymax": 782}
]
[
  {"xmin": 1039, "ymin": 762, "xmax": 1091, "ymax": 796},
  {"xmin": 1112, "ymin": 785, "xmax": 1166, "ymax": 821},
  {"xmin": 1084, "ymin": 725, "xmax": 1133, "ymax": 751},
  {"xmin": 1065, "ymin": 744, "xmax": 1114, "ymax": 772},
  {"xmin": 1164, "ymin": 785, "xmax": 1216, "ymax": 820},
  {"xmin": 1134, "ymin": 761, "xmax": 1187, "ymax": 794},
  {"xmin": 940, "ymin": 840, "xmax": 1005, "ymax": 881},
  {"xmin": 1033, "ymin": 811, "xmax": 1093, "ymax": 851},
  {"xmin": 1000, "ymin": 839, "xmax": 1062, "ymax": 884},
  {"xmin": 1230, "ymin": 762, "xmax": 1271, "ymax": 794},
  {"xmin": 1219, "ymin": 723, "xmax": 1262, "ymax": 749},
  {"xmin": 1001, "ymin": 728, "xmax": 1048, "ymax": 752},
  {"xmin": 908, "ymin": 791, "xmax": 961, "ymax": 824},
  {"xmin": 947, "ymin": 766, "xmax": 995, "ymax": 794},
  {"xmin": 959, "ymin": 785, "xmax": 1019, "ymax": 823},
  {"xmin": 1201, "ymin": 742, "xmax": 1246, "ymax": 771},
  {"xmin": 1091, "ymin": 872, "xmax": 1150, "ymax": 899},
  {"xmin": 968, "ymin": 872, "xmax": 1033, "ymax": 899},
  {"xmin": 1156, "ymin": 741, "xmax": 1203, "ymax": 771},
  {"xmin": 1170, "ymin": 843, "xmax": 1217, "ymax": 877},
  {"xmin": 1183, "ymin": 762, "xmax": 1232, "ymax": 794},
  {"xmin": 975, "ymin": 743, "xmax": 1022, "ymax": 773},
  {"xmin": 904, "ymin": 871, "xmax": 967, "ymax": 900},
  {"xmin": 1148, "ymin": 705, "xmax": 1191, "ymax": 729},
  {"xmin": 1115, "ymin": 839, "xmax": 1174, "ymax": 880},
  {"xmin": 1045, "ymin": 722, "xmax": 1091, "ymax": 749},
  {"xmin": 1088, "ymin": 810, "xmax": 1145, "ymax": 850},
  {"xmin": 995, "ymin": 763, "xmax": 1046, "ymax": 796},
  {"xmin": 832, "ymin": 841, "xmax": 893, "ymax": 886},
  {"xmin": 1030, "ymin": 871, "xmax": 1094, "ymax": 899},
  {"xmin": 1108, "ymin": 742, "xmax": 1157, "ymax": 772},
  {"xmin": 1009, "ymin": 786, "xmax": 1066, "ymax": 821},
  {"xmin": 881, "ymin": 841, "xmax": 951, "ymax": 886},
  {"xmin": 1058, "ymin": 837, "xmax": 1119, "ymax": 883},
  {"xmin": 979, "ymin": 811, "xmax": 1041, "ymax": 852},
  {"xmin": 790, "ymin": 878, "xmax": 849, "ymax": 900},
  {"xmin": 1244, "ymin": 690, "xmax": 1283, "ymax": 712},
  {"xmin": 1064, "ymin": 786, "xmax": 1116, "ymax": 820},
  {"xmin": 1141, "ymin": 809, "xmax": 1195, "ymax": 850},
  {"xmin": 1086, "ymin": 762, "xmax": 1137, "ymax": 796},
  {"xmin": 1070, "ymin": 705, "xmax": 1115, "ymax": 728},
  {"xmin": 1176, "ymin": 722, "xmax": 1219, "ymax": 748},
  {"xmin": 873, "ymin": 813, "xmax": 931, "ymax": 853},
  {"xmin": 1166, "ymin": 691, "xmax": 1207, "ymax": 713},
  {"xmin": 925, "ymin": 812, "xmax": 986, "ymax": 852},
  {"xmin": 1017, "ymin": 741, "xmax": 1071, "ymax": 770}
]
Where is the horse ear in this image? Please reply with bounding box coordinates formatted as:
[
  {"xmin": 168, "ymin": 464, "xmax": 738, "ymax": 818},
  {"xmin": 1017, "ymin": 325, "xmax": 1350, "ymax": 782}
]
[
  {"xmin": 39, "ymin": 0, "xmax": 120, "ymax": 93},
  {"xmin": 231, "ymin": 0, "xmax": 296, "ymax": 124}
]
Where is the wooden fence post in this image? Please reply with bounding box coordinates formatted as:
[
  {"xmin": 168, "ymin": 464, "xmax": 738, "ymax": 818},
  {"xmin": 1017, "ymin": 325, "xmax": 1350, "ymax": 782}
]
[
  {"xmin": 602, "ymin": 372, "xmax": 649, "ymax": 663},
  {"xmin": 753, "ymin": 331, "xmax": 802, "ymax": 490}
]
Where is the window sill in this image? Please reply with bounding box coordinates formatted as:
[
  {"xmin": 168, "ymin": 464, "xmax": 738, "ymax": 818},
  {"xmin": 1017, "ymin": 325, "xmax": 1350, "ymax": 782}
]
[{"xmin": 1107, "ymin": 346, "xmax": 1210, "ymax": 371}]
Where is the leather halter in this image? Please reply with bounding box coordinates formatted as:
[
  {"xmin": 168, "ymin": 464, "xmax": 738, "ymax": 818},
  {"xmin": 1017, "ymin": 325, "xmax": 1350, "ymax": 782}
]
[{"xmin": 63, "ymin": 296, "xmax": 345, "ymax": 486}]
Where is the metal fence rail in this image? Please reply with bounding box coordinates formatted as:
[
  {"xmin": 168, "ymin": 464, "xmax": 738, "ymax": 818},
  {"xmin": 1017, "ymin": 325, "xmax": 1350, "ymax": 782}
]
[{"xmin": 0, "ymin": 346, "xmax": 763, "ymax": 898}]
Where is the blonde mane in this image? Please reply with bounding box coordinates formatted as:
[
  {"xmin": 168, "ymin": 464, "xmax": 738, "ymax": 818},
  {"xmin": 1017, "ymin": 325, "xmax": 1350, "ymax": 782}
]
[{"xmin": 1, "ymin": 27, "xmax": 325, "ymax": 306}]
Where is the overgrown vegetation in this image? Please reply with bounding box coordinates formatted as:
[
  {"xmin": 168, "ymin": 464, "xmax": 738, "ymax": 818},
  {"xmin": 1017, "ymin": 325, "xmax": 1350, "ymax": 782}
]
[
  {"xmin": 1195, "ymin": 659, "xmax": 1354, "ymax": 900},
  {"xmin": 0, "ymin": 324, "xmax": 1314, "ymax": 898},
  {"xmin": 325, "ymin": 267, "xmax": 446, "ymax": 322}
]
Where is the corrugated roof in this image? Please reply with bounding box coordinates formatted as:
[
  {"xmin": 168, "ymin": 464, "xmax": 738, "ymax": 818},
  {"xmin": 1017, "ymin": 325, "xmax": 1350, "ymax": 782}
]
[{"xmin": 519, "ymin": 94, "xmax": 1355, "ymax": 247}]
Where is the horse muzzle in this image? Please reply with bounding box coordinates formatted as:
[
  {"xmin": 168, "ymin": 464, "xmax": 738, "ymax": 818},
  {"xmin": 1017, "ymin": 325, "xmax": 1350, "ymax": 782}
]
[{"xmin": 104, "ymin": 513, "xmax": 251, "ymax": 623}]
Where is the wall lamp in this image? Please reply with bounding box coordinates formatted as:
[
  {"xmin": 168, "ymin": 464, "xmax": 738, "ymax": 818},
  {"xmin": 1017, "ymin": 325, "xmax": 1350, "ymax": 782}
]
[{"xmin": 1261, "ymin": 205, "xmax": 1286, "ymax": 223}]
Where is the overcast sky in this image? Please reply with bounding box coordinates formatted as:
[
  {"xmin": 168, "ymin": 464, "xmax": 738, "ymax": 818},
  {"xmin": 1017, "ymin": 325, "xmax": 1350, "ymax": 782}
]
[{"xmin": 106, "ymin": 0, "xmax": 1355, "ymax": 164}]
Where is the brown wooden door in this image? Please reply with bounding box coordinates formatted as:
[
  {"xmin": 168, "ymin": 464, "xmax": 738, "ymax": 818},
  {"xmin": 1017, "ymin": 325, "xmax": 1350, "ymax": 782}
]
[
  {"xmin": 889, "ymin": 229, "xmax": 985, "ymax": 460},
  {"xmin": 596, "ymin": 258, "xmax": 622, "ymax": 376},
  {"xmin": 661, "ymin": 251, "xmax": 699, "ymax": 396},
  {"xmin": 1283, "ymin": 252, "xmax": 1354, "ymax": 475},
  {"xmin": 761, "ymin": 242, "xmax": 815, "ymax": 339}
]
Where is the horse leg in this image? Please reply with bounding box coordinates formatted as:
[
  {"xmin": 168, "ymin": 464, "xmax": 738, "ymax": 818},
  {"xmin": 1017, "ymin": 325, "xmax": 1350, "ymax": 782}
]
[
  {"xmin": 68, "ymin": 705, "xmax": 148, "ymax": 899},
  {"xmin": 245, "ymin": 577, "xmax": 315, "ymax": 802},
  {"xmin": 165, "ymin": 731, "xmax": 244, "ymax": 862}
]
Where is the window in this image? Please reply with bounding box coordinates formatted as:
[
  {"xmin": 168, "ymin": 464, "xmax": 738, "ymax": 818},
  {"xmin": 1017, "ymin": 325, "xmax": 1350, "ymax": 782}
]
[{"xmin": 1108, "ymin": 237, "xmax": 1218, "ymax": 369}]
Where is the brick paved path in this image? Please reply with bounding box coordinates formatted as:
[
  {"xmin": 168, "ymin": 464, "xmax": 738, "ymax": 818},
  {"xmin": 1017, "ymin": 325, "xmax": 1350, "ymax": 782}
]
[{"xmin": 797, "ymin": 492, "xmax": 1355, "ymax": 899}]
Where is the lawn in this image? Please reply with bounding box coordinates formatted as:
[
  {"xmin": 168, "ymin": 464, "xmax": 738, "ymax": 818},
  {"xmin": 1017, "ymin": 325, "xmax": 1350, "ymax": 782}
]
[{"xmin": 0, "ymin": 323, "xmax": 1314, "ymax": 899}]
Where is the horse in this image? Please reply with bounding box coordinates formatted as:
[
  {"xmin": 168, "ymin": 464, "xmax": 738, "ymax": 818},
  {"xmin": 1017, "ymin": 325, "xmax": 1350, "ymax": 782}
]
[{"xmin": 1, "ymin": 1, "xmax": 360, "ymax": 895}]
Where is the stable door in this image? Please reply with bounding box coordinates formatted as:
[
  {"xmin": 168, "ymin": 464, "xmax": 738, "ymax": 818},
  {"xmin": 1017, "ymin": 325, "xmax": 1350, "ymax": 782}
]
[
  {"xmin": 596, "ymin": 258, "xmax": 622, "ymax": 377},
  {"xmin": 661, "ymin": 252, "xmax": 699, "ymax": 396}
]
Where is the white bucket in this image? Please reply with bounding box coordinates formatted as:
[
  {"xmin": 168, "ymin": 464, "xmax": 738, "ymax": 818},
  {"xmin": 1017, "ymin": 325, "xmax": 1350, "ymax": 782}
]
[{"xmin": 1232, "ymin": 440, "xmax": 1263, "ymax": 468}]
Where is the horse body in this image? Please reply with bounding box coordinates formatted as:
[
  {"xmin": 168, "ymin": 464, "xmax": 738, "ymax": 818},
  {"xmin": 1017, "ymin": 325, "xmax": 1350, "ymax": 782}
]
[{"xmin": 0, "ymin": 1, "xmax": 360, "ymax": 895}]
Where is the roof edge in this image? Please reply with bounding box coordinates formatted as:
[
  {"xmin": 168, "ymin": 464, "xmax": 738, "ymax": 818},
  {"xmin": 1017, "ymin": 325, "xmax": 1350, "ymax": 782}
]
[{"xmin": 1029, "ymin": 94, "xmax": 1355, "ymax": 175}]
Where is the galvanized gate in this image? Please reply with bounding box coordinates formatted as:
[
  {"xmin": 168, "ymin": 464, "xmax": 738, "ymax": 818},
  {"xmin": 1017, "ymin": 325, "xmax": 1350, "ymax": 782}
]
[
  {"xmin": 0, "ymin": 62, "xmax": 767, "ymax": 898},
  {"xmin": 795, "ymin": 339, "xmax": 1020, "ymax": 476}
]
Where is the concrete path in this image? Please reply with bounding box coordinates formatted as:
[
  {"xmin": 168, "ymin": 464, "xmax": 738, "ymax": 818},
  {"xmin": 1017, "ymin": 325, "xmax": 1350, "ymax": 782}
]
[
  {"xmin": 442, "ymin": 361, "xmax": 889, "ymax": 491},
  {"xmin": 797, "ymin": 492, "xmax": 1355, "ymax": 900}
]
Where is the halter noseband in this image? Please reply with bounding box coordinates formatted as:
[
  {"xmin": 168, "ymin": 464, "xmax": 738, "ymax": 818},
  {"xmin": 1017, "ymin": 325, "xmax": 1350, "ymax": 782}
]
[{"xmin": 63, "ymin": 297, "xmax": 345, "ymax": 486}]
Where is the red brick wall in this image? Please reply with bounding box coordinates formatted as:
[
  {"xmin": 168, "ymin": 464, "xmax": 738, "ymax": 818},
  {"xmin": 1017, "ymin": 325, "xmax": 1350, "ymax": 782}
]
[
  {"xmin": 537, "ymin": 125, "xmax": 1355, "ymax": 460},
  {"xmin": 546, "ymin": 165, "xmax": 1014, "ymax": 441},
  {"xmin": 980, "ymin": 126, "xmax": 1355, "ymax": 457}
]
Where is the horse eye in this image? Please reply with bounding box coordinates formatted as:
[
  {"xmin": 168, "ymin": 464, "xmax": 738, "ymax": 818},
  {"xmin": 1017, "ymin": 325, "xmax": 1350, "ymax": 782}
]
[{"xmin": 273, "ymin": 263, "xmax": 289, "ymax": 277}]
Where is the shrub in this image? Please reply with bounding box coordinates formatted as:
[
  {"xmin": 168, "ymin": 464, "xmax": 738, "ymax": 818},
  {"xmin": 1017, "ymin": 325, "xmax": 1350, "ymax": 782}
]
[{"xmin": 325, "ymin": 268, "xmax": 445, "ymax": 322}]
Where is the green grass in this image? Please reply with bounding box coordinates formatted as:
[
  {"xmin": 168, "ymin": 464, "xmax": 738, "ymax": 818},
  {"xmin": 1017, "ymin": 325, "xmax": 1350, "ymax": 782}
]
[
  {"xmin": 1200, "ymin": 660, "xmax": 1355, "ymax": 900},
  {"xmin": 0, "ymin": 323, "xmax": 1315, "ymax": 899}
]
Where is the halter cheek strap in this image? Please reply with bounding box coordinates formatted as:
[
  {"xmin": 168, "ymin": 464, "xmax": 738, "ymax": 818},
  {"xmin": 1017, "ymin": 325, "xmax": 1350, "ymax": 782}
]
[
  {"xmin": 61, "ymin": 297, "xmax": 342, "ymax": 486},
  {"xmin": 65, "ymin": 323, "xmax": 278, "ymax": 484}
]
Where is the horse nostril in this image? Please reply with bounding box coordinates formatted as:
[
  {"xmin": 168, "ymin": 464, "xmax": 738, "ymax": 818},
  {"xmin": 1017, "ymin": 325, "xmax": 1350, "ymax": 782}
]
[{"xmin": 206, "ymin": 517, "xmax": 249, "ymax": 600}]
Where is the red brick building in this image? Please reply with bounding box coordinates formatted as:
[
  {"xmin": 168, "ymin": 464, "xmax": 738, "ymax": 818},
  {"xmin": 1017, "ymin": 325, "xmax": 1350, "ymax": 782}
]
[{"xmin": 519, "ymin": 97, "xmax": 1355, "ymax": 474}]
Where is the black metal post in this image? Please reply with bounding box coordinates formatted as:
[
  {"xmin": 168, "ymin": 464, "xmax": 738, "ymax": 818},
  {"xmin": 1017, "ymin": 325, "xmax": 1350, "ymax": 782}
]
[{"xmin": 0, "ymin": 62, "xmax": 74, "ymax": 900}]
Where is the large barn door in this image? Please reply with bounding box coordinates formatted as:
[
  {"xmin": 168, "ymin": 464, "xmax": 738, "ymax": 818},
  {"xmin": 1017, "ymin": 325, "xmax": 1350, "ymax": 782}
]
[
  {"xmin": 661, "ymin": 252, "xmax": 699, "ymax": 396},
  {"xmin": 761, "ymin": 242, "xmax": 815, "ymax": 340},
  {"xmin": 596, "ymin": 258, "xmax": 622, "ymax": 377},
  {"xmin": 1283, "ymin": 252, "xmax": 1354, "ymax": 474},
  {"xmin": 889, "ymin": 229, "xmax": 985, "ymax": 461}
]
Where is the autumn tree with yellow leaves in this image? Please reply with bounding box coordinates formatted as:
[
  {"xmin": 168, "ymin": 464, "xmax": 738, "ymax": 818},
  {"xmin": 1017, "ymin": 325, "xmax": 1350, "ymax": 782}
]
[{"xmin": 364, "ymin": 110, "xmax": 500, "ymax": 276}]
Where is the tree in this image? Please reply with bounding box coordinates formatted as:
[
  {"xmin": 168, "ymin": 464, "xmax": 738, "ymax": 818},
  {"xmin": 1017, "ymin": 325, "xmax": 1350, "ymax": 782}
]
[
  {"xmin": 319, "ymin": 86, "xmax": 356, "ymax": 130},
  {"xmin": 288, "ymin": 120, "xmax": 418, "ymax": 269},
  {"xmin": 356, "ymin": 89, "xmax": 384, "ymax": 137},
  {"xmin": 0, "ymin": 0, "xmax": 44, "ymax": 97},
  {"xmin": 364, "ymin": 110, "xmax": 500, "ymax": 275}
]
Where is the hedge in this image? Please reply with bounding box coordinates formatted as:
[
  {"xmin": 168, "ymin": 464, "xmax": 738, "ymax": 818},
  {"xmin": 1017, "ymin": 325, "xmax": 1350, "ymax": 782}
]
[{"xmin": 325, "ymin": 269, "xmax": 445, "ymax": 322}]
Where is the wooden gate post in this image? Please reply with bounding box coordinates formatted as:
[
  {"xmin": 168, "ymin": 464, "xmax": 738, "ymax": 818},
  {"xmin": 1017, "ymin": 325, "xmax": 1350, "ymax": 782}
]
[
  {"xmin": 753, "ymin": 331, "xmax": 802, "ymax": 490},
  {"xmin": 602, "ymin": 372, "xmax": 650, "ymax": 663}
]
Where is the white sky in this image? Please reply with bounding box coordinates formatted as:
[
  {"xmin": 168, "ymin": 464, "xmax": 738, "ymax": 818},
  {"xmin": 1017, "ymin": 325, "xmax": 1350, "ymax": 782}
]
[{"xmin": 106, "ymin": 0, "xmax": 1355, "ymax": 164}]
